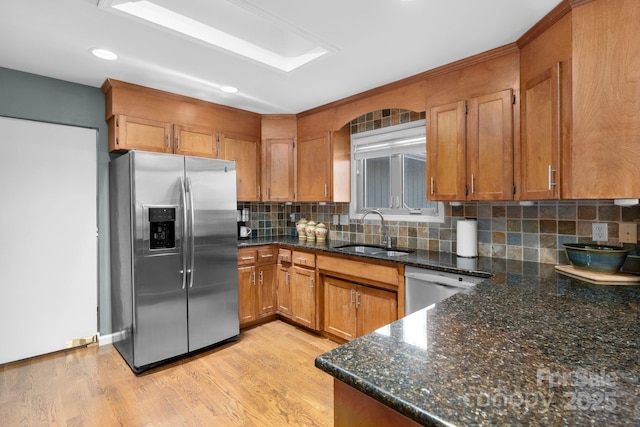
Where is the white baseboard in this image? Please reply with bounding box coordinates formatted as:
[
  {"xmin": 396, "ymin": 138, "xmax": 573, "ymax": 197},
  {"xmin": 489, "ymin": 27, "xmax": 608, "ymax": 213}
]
[{"xmin": 97, "ymin": 332, "xmax": 114, "ymax": 346}]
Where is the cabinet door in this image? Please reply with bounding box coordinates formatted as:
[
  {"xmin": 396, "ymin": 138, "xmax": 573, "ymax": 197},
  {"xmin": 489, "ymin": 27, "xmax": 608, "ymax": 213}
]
[
  {"xmin": 428, "ymin": 101, "xmax": 466, "ymax": 201},
  {"xmin": 297, "ymin": 133, "xmax": 331, "ymax": 202},
  {"xmin": 521, "ymin": 64, "xmax": 560, "ymax": 200},
  {"xmin": 356, "ymin": 286, "xmax": 397, "ymax": 337},
  {"xmin": 467, "ymin": 89, "xmax": 514, "ymax": 201},
  {"xmin": 221, "ymin": 133, "xmax": 260, "ymax": 201},
  {"xmin": 263, "ymin": 138, "xmax": 295, "ymax": 201},
  {"xmin": 111, "ymin": 115, "xmax": 172, "ymax": 153},
  {"xmin": 291, "ymin": 266, "xmax": 316, "ymax": 329},
  {"xmin": 238, "ymin": 265, "xmax": 256, "ymax": 325},
  {"xmin": 323, "ymin": 277, "xmax": 357, "ymax": 341},
  {"xmin": 572, "ymin": 0, "xmax": 640, "ymax": 198},
  {"xmin": 174, "ymin": 125, "xmax": 218, "ymax": 158},
  {"xmin": 277, "ymin": 264, "xmax": 293, "ymax": 317},
  {"xmin": 258, "ymin": 264, "xmax": 276, "ymax": 317}
]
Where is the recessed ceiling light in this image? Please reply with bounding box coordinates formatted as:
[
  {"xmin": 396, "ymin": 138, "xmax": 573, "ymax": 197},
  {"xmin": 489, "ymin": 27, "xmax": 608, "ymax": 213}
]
[
  {"xmin": 91, "ymin": 48, "xmax": 118, "ymax": 60},
  {"xmin": 220, "ymin": 86, "xmax": 239, "ymax": 94}
]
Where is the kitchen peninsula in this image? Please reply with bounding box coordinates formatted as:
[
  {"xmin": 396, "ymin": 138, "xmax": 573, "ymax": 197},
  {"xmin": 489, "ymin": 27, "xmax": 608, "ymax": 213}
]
[{"xmin": 240, "ymin": 237, "xmax": 640, "ymax": 426}]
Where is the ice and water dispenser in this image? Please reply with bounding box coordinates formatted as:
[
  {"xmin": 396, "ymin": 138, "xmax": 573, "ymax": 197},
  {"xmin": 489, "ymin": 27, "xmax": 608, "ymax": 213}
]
[{"xmin": 148, "ymin": 207, "xmax": 176, "ymax": 250}]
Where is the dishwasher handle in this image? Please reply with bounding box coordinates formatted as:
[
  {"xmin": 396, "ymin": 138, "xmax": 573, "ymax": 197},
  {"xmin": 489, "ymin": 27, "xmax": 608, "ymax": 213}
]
[{"xmin": 404, "ymin": 269, "xmax": 485, "ymax": 290}]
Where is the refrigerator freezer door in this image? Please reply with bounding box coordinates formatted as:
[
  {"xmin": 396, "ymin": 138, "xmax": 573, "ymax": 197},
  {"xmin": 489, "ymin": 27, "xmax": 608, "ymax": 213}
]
[
  {"xmin": 185, "ymin": 156, "xmax": 239, "ymax": 351},
  {"xmin": 132, "ymin": 152, "xmax": 189, "ymax": 367}
]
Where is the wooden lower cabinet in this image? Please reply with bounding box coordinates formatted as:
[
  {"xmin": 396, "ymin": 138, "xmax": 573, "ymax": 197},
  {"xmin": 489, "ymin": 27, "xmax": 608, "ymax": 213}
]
[
  {"xmin": 291, "ymin": 265, "xmax": 317, "ymax": 329},
  {"xmin": 238, "ymin": 246, "xmax": 277, "ymax": 326},
  {"xmin": 334, "ymin": 380, "xmax": 422, "ymax": 427},
  {"xmin": 240, "ymin": 247, "xmax": 400, "ymax": 337},
  {"xmin": 324, "ymin": 276, "xmax": 397, "ymax": 341},
  {"xmin": 276, "ymin": 262, "xmax": 293, "ymax": 317},
  {"xmin": 238, "ymin": 264, "xmax": 256, "ymax": 324},
  {"xmin": 257, "ymin": 263, "xmax": 277, "ymax": 317}
]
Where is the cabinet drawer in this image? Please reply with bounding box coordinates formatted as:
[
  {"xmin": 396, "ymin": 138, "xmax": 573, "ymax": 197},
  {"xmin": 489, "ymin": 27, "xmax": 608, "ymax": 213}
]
[
  {"xmin": 293, "ymin": 251, "xmax": 315, "ymax": 268},
  {"xmin": 238, "ymin": 248, "xmax": 257, "ymax": 266},
  {"xmin": 257, "ymin": 247, "xmax": 278, "ymax": 265},
  {"xmin": 316, "ymin": 255, "xmax": 400, "ymax": 288},
  {"xmin": 278, "ymin": 248, "xmax": 292, "ymax": 264}
]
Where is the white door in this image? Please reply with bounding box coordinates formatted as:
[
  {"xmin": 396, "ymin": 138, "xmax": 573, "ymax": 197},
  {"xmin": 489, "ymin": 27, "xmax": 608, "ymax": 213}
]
[{"xmin": 0, "ymin": 116, "xmax": 97, "ymax": 365}]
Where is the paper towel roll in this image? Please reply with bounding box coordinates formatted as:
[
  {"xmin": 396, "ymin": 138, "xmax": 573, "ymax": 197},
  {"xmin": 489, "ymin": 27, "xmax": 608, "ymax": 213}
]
[
  {"xmin": 456, "ymin": 256, "xmax": 478, "ymax": 270},
  {"xmin": 457, "ymin": 219, "xmax": 478, "ymax": 257}
]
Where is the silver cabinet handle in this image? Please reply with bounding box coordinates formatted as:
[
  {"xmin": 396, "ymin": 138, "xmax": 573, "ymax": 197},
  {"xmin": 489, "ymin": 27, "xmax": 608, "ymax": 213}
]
[
  {"xmin": 309, "ymin": 277, "xmax": 314, "ymax": 289},
  {"xmin": 166, "ymin": 134, "xmax": 171, "ymax": 149},
  {"xmin": 471, "ymin": 174, "xmax": 475, "ymax": 194},
  {"xmin": 261, "ymin": 254, "xmax": 274, "ymax": 259},
  {"xmin": 241, "ymin": 256, "xmax": 255, "ymax": 261},
  {"xmin": 257, "ymin": 185, "xmax": 261, "ymax": 199},
  {"xmin": 259, "ymin": 270, "xmax": 263, "ymax": 285},
  {"xmin": 176, "ymin": 135, "xmax": 180, "ymax": 149},
  {"xmin": 350, "ymin": 289, "xmax": 355, "ymax": 307},
  {"xmin": 548, "ymin": 165, "xmax": 557, "ymax": 191},
  {"xmin": 324, "ymin": 183, "xmax": 328, "ymax": 197},
  {"xmin": 251, "ymin": 271, "xmax": 256, "ymax": 285},
  {"xmin": 355, "ymin": 291, "xmax": 361, "ymax": 308},
  {"xmin": 285, "ymin": 271, "xmax": 289, "ymax": 286},
  {"xmin": 430, "ymin": 177, "xmax": 435, "ymax": 195}
]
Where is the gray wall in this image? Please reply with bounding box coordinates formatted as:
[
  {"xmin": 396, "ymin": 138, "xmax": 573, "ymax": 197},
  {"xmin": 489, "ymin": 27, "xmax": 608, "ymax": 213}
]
[{"xmin": 0, "ymin": 67, "xmax": 113, "ymax": 335}]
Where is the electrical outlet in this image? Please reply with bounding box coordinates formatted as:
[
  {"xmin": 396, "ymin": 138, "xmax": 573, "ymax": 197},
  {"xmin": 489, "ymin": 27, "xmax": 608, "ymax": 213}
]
[
  {"xmin": 619, "ymin": 223, "xmax": 638, "ymax": 243},
  {"xmin": 592, "ymin": 223, "xmax": 608, "ymax": 242}
]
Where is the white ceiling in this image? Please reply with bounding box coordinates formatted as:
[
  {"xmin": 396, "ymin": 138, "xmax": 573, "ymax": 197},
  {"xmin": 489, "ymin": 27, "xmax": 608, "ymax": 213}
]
[{"xmin": 0, "ymin": 0, "xmax": 562, "ymax": 114}]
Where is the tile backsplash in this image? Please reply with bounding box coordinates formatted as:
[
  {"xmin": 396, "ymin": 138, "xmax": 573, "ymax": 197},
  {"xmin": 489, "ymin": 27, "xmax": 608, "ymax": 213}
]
[{"xmin": 238, "ymin": 200, "xmax": 639, "ymax": 265}]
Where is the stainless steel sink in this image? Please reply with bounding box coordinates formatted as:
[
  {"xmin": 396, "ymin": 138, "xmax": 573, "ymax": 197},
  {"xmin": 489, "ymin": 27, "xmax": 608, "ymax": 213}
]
[
  {"xmin": 334, "ymin": 244, "xmax": 413, "ymax": 256},
  {"xmin": 335, "ymin": 245, "xmax": 385, "ymax": 254},
  {"xmin": 383, "ymin": 250, "xmax": 410, "ymax": 257}
]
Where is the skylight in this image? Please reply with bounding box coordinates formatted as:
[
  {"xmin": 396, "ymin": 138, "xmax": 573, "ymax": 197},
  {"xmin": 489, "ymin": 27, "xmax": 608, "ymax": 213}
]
[{"xmin": 99, "ymin": 0, "xmax": 329, "ymax": 72}]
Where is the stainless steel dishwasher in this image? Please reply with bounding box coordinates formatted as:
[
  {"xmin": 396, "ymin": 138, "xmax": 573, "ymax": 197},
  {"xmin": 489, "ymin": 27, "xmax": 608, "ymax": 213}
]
[{"xmin": 404, "ymin": 265, "xmax": 486, "ymax": 315}]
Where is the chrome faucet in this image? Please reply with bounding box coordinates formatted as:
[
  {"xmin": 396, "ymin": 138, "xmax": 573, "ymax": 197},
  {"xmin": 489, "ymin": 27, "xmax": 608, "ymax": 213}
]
[{"xmin": 361, "ymin": 209, "xmax": 391, "ymax": 248}]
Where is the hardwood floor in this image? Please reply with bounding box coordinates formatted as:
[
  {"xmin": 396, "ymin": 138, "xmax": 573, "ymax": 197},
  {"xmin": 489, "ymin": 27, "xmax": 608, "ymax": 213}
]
[{"xmin": 0, "ymin": 321, "xmax": 339, "ymax": 426}]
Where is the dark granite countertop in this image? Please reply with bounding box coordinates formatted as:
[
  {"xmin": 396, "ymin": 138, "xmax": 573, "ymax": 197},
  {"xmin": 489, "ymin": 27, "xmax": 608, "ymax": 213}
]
[{"xmin": 240, "ymin": 236, "xmax": 640, "ymax": 426}]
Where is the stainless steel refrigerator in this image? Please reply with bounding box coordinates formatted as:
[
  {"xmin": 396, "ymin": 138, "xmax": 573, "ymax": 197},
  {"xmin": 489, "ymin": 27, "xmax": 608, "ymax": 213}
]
[{"xmin": 109, "ymin": 151, "xmax": 239, "ymax": 373}]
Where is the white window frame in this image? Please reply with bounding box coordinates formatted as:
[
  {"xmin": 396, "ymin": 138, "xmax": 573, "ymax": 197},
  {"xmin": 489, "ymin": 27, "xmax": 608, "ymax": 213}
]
[{"xmin": 350, "ymin": 119, "xmax": 444, "ymax": 223}]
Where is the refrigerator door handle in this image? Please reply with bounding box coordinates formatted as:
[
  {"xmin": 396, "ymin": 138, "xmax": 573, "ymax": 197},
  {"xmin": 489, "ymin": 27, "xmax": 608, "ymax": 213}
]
[
  {"xmin": 186, "ymin": 177, "xmax": 196, "ymax": 288},
  {"xmin": 179, "ymin": 176, "xmax": 188, "ymax": 290}
]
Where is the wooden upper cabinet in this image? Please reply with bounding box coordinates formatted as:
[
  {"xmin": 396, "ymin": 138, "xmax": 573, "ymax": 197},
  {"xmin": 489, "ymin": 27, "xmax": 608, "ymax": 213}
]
[
  {"xmin": 428, "ymin": 90, "xmax": 515, "ymax": 202},
  {"xmin": 520, "ymin": 64, "xmax": 561, "ymax": 200},
  {"xmin": 263, "ymin": 138, "xmax": 295, "ymax": 201},
  {"xmin": 174, "ymin": 124, "xmax": 219, "ymax": 158},
  {"xmin": 295, "ymin": 124, "xmax": 350, "ymax": 203},
  {"xmin": 428, "ymin": 101, "xmax": 466, "ymax": 201},
  {"xmin": 101, "ymin": 79, "xmax": 261, "ymax": 170},
  {"xmin": 261, "ymin": 115, "xmax": 297, "ymax": 202},
  {"xmin": 109, "ymin": 115, "xmax": 172, "ymax": 153},
  {"xmin": 297, "ymin": 132, "xmax": 332, "ymax": 202},
  {"xmin": 467, "ymin": 89, "xmax": 514, "ymax": 201},
  {"xmin": 220, "ymin": 133, "xmax": 260, "ymax": 202},
  {"xmin": 518, "ymin": 5, "xmax": 571, "ymax": 201},
  {"xmin": 571, "ymin": 0, "xmax": 640, "ymax": 198}
]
